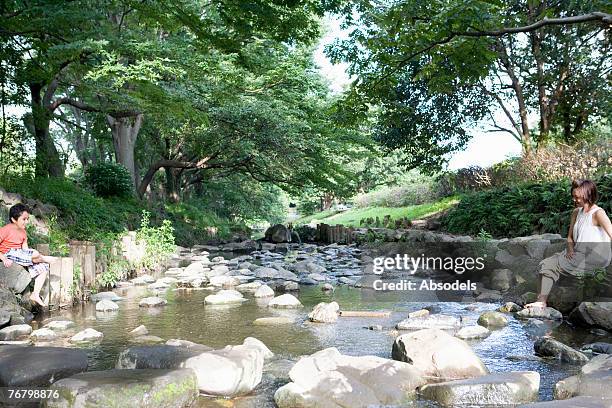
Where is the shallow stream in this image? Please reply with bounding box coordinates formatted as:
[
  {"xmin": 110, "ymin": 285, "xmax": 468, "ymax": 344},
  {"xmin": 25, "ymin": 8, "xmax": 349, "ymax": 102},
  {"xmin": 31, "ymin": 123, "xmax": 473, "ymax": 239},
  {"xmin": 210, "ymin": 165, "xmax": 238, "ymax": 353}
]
[{"xmin": 32, "ymin": 249, "xmax": 611, "ymax": 407}]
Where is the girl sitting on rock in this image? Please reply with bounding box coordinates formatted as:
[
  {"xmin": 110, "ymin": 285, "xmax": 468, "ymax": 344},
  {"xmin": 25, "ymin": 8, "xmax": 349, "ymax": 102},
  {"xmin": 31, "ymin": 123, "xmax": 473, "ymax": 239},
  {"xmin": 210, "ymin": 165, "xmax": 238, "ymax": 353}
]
[
  {"xmin": 0, "ymin": 203, "xmax": 57, "ymax": 307},
  {"xmin": 526, "ymin": 179, "xmax": 612, "ymax": 309}
]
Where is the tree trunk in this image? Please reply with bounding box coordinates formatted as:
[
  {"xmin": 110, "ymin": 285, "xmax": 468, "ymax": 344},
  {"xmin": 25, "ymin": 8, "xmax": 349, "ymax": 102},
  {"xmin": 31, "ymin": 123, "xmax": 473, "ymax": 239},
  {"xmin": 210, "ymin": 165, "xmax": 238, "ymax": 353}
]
[
  {"xmin": 497, "ymin": 43, "xmax": 532, "ymax": 154},
  {"xmin": 164, "ymin": 167, "xmax": 180, "ymax": 203},
  {"xmin": 106, "ymin": 114, "xmax": 143, "ymax": 190},
  {"xmin": 29, "ymin": 83, "xmax": 64, "ymax": 178},
  {"xmin": 531, "ymin": 29, "xmax": 550, "ymax": 147},
  {"xmin": 321, "ymin": 193, "xmax": 334, "ymax": 211}
]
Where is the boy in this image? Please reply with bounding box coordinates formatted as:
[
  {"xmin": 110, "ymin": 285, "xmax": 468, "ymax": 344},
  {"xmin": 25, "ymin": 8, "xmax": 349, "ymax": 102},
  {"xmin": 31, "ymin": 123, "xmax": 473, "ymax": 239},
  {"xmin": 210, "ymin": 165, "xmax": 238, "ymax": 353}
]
[{"xmin": 0, "ymin": 203, "xmax": 57, "ymax": 307}]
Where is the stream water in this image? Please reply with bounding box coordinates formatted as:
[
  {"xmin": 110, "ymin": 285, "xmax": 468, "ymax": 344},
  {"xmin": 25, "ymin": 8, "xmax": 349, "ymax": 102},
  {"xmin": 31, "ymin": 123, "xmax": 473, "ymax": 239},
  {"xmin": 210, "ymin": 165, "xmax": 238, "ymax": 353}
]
[{"xmin": 31, "ymin": 248, "xmax": 612, "ymax": 407}]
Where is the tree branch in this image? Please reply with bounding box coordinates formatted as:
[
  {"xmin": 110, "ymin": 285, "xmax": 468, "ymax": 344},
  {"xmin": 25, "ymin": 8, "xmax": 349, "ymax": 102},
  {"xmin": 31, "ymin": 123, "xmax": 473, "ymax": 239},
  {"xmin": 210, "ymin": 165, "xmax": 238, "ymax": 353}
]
[
  {"xmin": 457, "ymin": 12, "xmax": 610, "ymax": 37},
  {"xmin": 49, "ymin": 97, "xmax": 100, "ymax": 112},
  {"xmin": 383, "ymin": 12, "xmax": 610, "ymax": 85}
]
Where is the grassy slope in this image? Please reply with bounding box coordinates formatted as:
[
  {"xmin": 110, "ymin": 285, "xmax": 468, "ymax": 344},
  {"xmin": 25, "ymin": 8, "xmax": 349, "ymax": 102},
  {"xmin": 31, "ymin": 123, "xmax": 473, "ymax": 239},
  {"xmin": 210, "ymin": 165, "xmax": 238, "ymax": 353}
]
[
  {"xmin": 0, "ymin": 176, "xmax": 238, "ymax": 246},
  {"xmin": 295, "ymin": 196, "xmax": 459, "ymax": 227}
]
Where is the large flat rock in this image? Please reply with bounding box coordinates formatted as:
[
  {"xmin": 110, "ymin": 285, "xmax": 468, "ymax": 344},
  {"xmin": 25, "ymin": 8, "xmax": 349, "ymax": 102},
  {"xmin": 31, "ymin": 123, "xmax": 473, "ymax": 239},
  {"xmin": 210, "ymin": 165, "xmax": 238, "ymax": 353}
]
[
  {"xmin": 274, "ymin": 347, "xmax": 425, "ymax": 407},
  {"xmin": 519, "ymin": 396, "xmax": 612, "ymax": 407},
  {"xmin": 420, "ymin": 371, "xmax": 540, "ymax": 406},
  {"xmin": 392, "ymin": 328, "xmax": 488, "ymax": 380},
  {"xmin": 0, "ymin": 346, "xmax": 87, "ymax": 387},
  {"xmin": 46, "ymin": 368, "xmax": 198, "ymax": 408}
]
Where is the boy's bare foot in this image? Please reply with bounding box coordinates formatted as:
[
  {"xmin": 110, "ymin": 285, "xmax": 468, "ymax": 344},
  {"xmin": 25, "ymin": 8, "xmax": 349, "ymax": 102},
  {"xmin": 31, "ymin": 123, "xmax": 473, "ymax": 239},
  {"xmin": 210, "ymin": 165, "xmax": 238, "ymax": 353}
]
[
  {"xmin": 30, "ymin": 294, "xmax": 47, "ymax": 307},
  {"xmin": 524, "ymin": 301, "xmax": 547, "ymax": 309}
]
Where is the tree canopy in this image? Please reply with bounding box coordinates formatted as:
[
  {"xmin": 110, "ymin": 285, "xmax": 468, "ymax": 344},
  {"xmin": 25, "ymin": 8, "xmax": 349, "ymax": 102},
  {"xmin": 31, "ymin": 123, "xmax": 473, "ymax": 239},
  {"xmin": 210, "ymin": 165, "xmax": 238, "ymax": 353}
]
[{"xmin": 328, "ymin": 0, "xmax": 611, "ymax": 171}]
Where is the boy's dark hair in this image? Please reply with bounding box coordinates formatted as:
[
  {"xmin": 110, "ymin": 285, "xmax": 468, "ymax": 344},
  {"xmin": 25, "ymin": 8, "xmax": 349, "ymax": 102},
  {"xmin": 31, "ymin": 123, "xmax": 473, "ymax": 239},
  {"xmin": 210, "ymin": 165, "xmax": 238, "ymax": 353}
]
[
  {"xmin": 572, "ymin": 179, "xmax": 598, "ymax": 205},
  {"xmin": 9, "ymin": 203, "xmax": 31, "ymax": 222}
]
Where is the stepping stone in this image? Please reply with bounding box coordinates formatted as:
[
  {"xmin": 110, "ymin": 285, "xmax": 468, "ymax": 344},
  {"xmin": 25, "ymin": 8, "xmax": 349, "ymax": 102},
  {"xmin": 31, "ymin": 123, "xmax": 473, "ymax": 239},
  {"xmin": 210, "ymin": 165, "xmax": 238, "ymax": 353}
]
[
  {"xmin": 396, "ymin": 315, "xmax": 461, "ymax": 330},
  {"xmin": 456, "ymin": 325, "xmax": 491, "ymax": 340},
  {"xmin": 117, "ymin": 345, "xmax": 211, "ymax": 369},
  {"xmin": 516, "ymin": 307, "xmax": 563, "ymax": 320},
  {"xmin": 308, "ymin": 302, "xmax": 339, "ymax": 323},
  {"xmin": 204, "ymin": 290, "xmax": 246, "ymax": 305},
  {"xmin": 534, "ymin": 337, "xmax": 589, "ymax": 364},
  {"xmin": 268, "ymin": 294, "xmax": 302, "ymax": 308},
  {"xmin": 130, "ymin": 335, "xmax": 165, "ymax": 344},
  {"xmin": 47, "ymin": 368, "xmax": 198, "ymax": 408},
  {"xmin": 478, "ymin": 311, "xmax": 509, "ymax": 328},
  {"xmin": 0, "ymin": 324, "xmax": 32, "ymax": 340},
  {"xmin": 253, "ymin": 317, "xmax": 295, "ymax": 325},
  {"xmin": 70, "ymin": 328, "xmax": 103, "ymax": 344},
  {"xmin": 90, "ymin": 291, "xmax": 123, "ymax": 302},
  {"xmin": 44, "ymin": 320, "xmax": 75, "ymax": 331},
  {"xmin": 30, "ymin": 328, "xmax": 57, "ymax": 342},
  {"xmin": 254, "ymin": 285, "xmax": 275, "ymax": 298},
  {"xmin": 95, "ymin": 299, "xmax": 119, "ymax": 311},
  {"xmin": 130, "ymin": 325, "xmax": 148, "ymax": 336},
  {"xmin": 420, "ymin": 371, "xmax": 540, "ymax": 406},
  {"xmin": 139, "ymin": 297, "xmax": 168, "ymax": 308}
]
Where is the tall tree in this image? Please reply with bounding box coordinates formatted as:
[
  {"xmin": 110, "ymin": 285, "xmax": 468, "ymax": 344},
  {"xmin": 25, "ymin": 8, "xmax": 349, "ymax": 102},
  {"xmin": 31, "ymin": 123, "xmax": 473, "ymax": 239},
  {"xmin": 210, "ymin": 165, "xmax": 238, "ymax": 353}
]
[
  {"xmin": 1, "ymin": 0, "xmax": 110, "ymax": 177},
  {"xmin": 136, "ymin": 43, "xmax": 367, "ymax": 200},
  {"xmin": 81, "ymin": 0, "xmax": 347, "ymax": 190},
  {"xmin": 329, "ymin": 0, "xmax": 611, "ymax": 170}
]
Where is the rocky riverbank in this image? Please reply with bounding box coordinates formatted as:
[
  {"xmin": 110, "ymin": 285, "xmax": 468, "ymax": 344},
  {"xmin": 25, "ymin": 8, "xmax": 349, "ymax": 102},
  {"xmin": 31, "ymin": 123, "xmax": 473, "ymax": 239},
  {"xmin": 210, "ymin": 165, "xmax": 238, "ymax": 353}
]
[{"xmin": 0, "ymin": 234, "xmax": 611, "ymax": 407}]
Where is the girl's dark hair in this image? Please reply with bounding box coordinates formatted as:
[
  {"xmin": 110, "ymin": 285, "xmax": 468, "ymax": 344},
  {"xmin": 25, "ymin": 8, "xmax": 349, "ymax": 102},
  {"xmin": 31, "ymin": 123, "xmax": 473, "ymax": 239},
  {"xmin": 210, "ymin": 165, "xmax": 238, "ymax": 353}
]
[
  {"xmin": 571, "ymin": 179, "xmax": 598, "ymax": 205},
  {"xmin": 9, "ymin": 203, "xmax": 31, "ymax": 222}
]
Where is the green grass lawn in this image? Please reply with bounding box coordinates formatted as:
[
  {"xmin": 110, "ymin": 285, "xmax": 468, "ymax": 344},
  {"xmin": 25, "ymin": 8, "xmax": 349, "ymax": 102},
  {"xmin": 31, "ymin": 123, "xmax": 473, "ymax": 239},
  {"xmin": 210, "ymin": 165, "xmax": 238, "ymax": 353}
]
[
  {"xmin": 291, "ymin": 208, "xmax": 339, "ymax": 225},
  {"xmin": 294, "ymin": 196, "xmax": 459, "ymax": 227}
]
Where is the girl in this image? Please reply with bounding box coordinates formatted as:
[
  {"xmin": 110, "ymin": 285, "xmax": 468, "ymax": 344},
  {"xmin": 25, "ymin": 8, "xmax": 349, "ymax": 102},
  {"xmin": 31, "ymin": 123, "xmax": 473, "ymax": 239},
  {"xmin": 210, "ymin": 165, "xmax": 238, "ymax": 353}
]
[{"xmin": 526, "ymin": 179, "xmax": 612, "ymax": 309}]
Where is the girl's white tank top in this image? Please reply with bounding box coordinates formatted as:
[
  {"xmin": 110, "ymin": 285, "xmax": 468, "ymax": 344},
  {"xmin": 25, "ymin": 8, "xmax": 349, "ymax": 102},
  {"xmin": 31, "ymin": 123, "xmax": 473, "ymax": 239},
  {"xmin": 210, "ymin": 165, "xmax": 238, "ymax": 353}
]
[{"xmin": 573, "ymin": 205, "xmax": 611, "ymax": 243}]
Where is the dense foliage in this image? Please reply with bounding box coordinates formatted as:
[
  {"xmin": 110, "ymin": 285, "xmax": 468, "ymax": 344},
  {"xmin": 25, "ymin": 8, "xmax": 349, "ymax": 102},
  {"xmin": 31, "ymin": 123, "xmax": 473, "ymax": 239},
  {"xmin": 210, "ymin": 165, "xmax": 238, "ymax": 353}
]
[
  {"xmin": 0, "ymin": 176, "xmax": 142, "ymax": 240},
  {"xmin": 442, "ymin": 174, "xmax": 612, "ymax": 238},
  {"xmin": 0, "ymin": 175, "xmax": 245, "ymax": 246},
  {"xmin": 84, "ymin": 162, "xmax": 133, "ymax": 197}
]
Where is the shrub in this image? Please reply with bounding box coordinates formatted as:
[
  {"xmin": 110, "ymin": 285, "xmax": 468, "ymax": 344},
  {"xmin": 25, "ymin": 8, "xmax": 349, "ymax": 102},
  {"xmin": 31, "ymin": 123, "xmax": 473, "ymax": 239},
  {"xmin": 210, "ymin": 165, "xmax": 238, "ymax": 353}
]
[
  {"xmin": 437, "ymin": 133, "xmax": 612, "ymax": 196},
  {"xmin": 84, "ymin": 162, "xmax": 133, "ymax": 198},
  {"xmin": 136, "ymin": 210, "xmax": 175, "ymax": 270},
  {"xmin": 0, "ymin": 176, "xmax": 142, "ymax": 240},
  {"xmin": 293, "ymin": 224, "xmax": 317, "ymax": 242},
  {"xmin": 164, "ymin": 201, "xmax": 245, "ymax": 246},
  {"xmin": 0, "ymin": 174, "xmax": 246, "ymax": 250},
  {"xmin": 518, "ymin": 135, "xmax": 612, "ymax": 181},
  {"xmin": 442, "ymin": 174, "xmax": 612, "ymax": 238}
]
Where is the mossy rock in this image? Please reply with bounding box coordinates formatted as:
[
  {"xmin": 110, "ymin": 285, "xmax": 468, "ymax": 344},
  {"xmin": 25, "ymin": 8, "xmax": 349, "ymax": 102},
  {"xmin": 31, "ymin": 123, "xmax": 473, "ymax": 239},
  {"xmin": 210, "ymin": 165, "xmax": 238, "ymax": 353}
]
[{"xmin": 46, "ymin": 368, "xmax": 198, "ymax": 408}]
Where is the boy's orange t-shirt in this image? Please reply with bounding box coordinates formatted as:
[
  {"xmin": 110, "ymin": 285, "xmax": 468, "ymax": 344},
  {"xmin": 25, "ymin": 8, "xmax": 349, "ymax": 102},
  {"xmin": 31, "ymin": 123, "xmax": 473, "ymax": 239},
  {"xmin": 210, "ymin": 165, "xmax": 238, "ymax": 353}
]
[{"xmin": 0, "ymin": 224, "xmax": 26, "ymax": 254}]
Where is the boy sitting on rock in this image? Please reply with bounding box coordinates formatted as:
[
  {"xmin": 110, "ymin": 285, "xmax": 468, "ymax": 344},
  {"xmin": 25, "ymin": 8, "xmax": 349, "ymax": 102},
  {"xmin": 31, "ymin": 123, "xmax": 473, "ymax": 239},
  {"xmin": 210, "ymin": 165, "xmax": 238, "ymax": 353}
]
[{"xmin": 0, "ymin": 203, "xmax": 57, "ymax": 307}]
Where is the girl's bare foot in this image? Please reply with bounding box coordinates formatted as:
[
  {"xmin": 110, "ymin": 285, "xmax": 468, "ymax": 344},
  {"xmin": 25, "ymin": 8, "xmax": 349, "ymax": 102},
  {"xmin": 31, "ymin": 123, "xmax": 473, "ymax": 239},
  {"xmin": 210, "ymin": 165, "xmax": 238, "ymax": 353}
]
[
  {"xmin": 525, "ymin": 301, "xmax": 547, "ymax": 309},
  {"xmin": 30, "ymin": 294, "xmax": 47, "ymax": 307}
]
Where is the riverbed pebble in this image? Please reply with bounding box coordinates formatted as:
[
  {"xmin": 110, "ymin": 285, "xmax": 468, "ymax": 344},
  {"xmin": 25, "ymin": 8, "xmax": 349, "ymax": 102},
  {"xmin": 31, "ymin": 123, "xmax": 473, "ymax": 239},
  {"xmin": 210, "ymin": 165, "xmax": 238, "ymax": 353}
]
[
  {"xmin": 268, "ymin": 294, "xmax": 302, "ymax": 308},
  {"xmin": 139, "ymin": 297, "xmax": 168, "ymax": 308}
]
